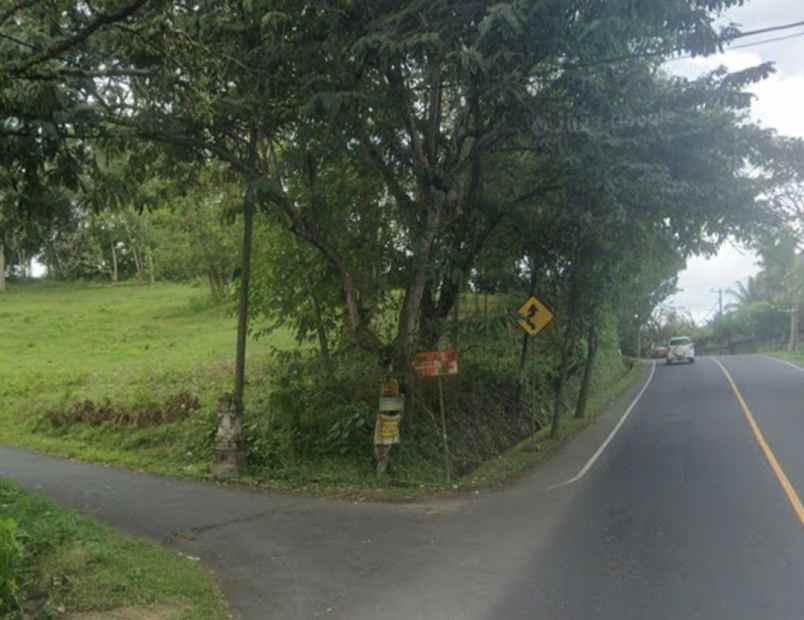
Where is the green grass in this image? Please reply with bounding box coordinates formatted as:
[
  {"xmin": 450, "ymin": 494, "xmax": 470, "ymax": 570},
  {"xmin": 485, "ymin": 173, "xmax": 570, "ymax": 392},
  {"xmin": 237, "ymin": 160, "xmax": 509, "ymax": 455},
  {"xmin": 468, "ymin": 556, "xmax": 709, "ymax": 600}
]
[
  {"xmin": 0, "ymin": 281, "xmax": 644, "ymax": 502},
  {"xmin": 461, "ymin": 361, "xmax": 645, "ymax": 491},
  {"xmin": 0, "ymin": 480, "xmax": 229, "ymax": 619},
  {"xmin": 228, "ymin": 360, "xmax": 647, "ymax": 502},
  {"xmin": 768, "ymin": 350, "xmax": 804, "ymax": 365},
  {"xmin": 0, "ymin": 280, "xmax": 293, "ymax": 475}
]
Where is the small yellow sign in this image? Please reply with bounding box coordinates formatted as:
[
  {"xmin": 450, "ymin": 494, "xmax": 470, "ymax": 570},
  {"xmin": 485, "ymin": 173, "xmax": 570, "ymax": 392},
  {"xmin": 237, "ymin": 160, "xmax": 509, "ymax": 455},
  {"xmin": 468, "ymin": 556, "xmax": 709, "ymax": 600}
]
[
  {"xmin": 517, "ymin": 296, "xmax": 554, "ymax": 337},
  {"xmin": 374, "ymin": 414, "xmax": 401, "ymax": 445}
]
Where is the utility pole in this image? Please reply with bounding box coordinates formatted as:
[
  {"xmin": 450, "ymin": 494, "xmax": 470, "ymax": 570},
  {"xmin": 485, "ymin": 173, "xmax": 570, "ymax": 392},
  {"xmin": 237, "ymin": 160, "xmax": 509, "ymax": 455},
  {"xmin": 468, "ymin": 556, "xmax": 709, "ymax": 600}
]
[
  {"xmin": 789, "ymin": 250, "xmax": 800, "ymax": 353},
  {"xmin": 712, "ymin": 288, "xmax": 724, "ymax": 354}
]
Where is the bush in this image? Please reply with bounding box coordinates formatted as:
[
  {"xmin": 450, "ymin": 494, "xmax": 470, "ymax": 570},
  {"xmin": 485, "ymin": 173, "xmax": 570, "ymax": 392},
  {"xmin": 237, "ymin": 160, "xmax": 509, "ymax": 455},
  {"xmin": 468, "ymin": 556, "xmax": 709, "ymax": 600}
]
[
  {"xmin": 42, "ymin": 391, "xmax": 202, "ymax": 429},
  {"xmin": 243, "ymin": 307, "xmax": 629, "ymax": 484},
  {"xmin": 0, "ymin": 518, "xmax": 21, "ymax": 614},
  {"xmin": 241, "ymin": 350, "xmax": 382, "ymax": 474}
]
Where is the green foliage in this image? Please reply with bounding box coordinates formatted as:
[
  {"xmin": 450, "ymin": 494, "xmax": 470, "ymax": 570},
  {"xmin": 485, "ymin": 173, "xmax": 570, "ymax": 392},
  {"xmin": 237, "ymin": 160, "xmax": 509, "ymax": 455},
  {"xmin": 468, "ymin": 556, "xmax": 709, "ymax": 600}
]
[
  {"xmin": 0, "ymin": 481, "xmax": 228, "ymax": 618},
  {"xmin": 42, "ymin": 391, "xmax": 201, "ymax": 429},
  {"xmin": 5, "ymin": 0, "xmax": 804, "ymax": 489},
  {"xmin": 246, "ymin": 350, "xmax": 382, "ymax": 473},
  {"xmin": 149, "ymin": 167, "xmax": 242, "ymax": 299},
  {"xmin": 0, "ymin": 517, "xmax": 21, "ymax": 614},
  {"xmin": 0, "ymin": 281, "xmax": 290, "ymax": 475}
]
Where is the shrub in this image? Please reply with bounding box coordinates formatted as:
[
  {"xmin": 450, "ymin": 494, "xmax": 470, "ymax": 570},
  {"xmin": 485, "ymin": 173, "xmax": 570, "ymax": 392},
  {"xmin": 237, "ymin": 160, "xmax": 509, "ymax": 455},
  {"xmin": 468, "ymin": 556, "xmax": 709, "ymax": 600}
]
[
  {"xmin": 242, "ymin": 349, "xmax": 382, "ymax": 473},
  {"xmin": 42, "ymin": 391, "xmax": 201, "ymax": 429},
  {"xmin": 0, "ymin": 518, "xmax": 21, "ymax": 614}
]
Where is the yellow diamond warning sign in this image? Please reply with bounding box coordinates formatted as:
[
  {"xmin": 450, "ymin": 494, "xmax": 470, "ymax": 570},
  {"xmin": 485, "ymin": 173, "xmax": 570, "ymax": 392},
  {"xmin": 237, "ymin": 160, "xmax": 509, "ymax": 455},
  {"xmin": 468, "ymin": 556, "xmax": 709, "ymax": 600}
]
[{"xmin": 517, "ymin": 296, "xmax": 554, "ymax": 337}]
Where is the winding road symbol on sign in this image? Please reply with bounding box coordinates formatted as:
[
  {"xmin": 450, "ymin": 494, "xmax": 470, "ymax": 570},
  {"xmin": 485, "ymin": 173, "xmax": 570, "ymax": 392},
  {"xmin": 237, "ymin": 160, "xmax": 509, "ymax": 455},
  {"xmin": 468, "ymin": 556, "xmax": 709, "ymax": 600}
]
[{"xmin": 517, "ymin": 296, "xmax": 554, "ymax": 337}]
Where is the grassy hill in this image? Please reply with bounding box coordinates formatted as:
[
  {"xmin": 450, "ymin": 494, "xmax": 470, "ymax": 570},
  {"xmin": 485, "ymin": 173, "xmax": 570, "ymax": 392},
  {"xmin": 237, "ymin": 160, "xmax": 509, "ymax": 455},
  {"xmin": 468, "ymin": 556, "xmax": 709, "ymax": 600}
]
[
  {"xmin": 0, "ymin": 281, "xmax": 293, "ymax": 474},
  {"xmin": 0, "ymin": 280, "xmax": 642, "ymax": 498}
]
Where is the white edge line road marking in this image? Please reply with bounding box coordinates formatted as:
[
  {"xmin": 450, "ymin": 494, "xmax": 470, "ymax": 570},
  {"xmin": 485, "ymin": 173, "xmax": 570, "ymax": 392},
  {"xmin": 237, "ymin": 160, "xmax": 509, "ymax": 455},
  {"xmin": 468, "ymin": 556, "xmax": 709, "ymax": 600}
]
[
  {"xmin": 761, "ymin": 354, "xmax": 804, "ymax": 373},
  {"xmin": 549, "ymin": 361, "xmax": 656, "ymax": 490}
]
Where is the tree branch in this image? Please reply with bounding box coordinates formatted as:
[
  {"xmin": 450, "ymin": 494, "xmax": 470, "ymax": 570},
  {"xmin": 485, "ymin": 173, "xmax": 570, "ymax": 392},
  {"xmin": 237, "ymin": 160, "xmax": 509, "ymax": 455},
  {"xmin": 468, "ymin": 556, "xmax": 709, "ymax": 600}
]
[
  {"xmin": 5, "ymin": 0, "xmax": 152, "ymax": 74},
  {"xmin": 0, "ymin": 0, "xmax": 41, "ymax": 27}
]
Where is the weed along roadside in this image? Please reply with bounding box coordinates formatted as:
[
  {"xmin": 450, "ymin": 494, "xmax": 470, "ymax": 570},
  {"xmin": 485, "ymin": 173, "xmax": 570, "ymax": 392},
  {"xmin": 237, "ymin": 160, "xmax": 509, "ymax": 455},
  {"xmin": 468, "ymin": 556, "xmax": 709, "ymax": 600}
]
[
  {"xmin": 0, "ymin": 480, "xmax": 229, "ymax": 619},
  {"xmin": 0, "ymin": 283, "xmax": 641, "ymax": 501}
]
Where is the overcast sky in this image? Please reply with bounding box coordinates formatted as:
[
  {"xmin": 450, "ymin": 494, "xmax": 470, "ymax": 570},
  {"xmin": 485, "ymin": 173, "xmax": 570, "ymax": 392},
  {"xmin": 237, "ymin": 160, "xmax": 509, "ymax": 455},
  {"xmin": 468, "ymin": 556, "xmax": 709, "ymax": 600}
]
[{"xmin": 663, "ymin": 0, "xmax": 804, "ymax": 322}]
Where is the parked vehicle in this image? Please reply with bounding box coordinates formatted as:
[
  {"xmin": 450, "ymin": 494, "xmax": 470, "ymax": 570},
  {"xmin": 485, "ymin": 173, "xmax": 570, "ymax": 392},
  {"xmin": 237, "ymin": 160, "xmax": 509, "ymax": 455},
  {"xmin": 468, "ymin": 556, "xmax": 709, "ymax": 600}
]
[{"xmin": 667, "ymin": 337, "xmax": 695, "ymax": 364}]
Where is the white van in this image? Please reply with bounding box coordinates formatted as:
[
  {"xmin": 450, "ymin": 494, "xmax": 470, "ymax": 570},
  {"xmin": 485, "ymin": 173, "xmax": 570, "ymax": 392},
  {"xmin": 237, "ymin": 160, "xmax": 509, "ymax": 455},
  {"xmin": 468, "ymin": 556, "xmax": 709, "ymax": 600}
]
[{"xmin": 667, "ymin": 337, "xmax": 695, "ymax": 365}]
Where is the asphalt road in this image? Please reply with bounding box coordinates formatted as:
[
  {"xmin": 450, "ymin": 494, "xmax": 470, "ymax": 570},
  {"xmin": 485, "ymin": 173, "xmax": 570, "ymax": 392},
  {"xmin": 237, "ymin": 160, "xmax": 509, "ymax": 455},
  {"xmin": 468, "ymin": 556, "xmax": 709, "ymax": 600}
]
[{"xmin": 2, "ymin": 355, "xmax": 802, "ymax": 619}]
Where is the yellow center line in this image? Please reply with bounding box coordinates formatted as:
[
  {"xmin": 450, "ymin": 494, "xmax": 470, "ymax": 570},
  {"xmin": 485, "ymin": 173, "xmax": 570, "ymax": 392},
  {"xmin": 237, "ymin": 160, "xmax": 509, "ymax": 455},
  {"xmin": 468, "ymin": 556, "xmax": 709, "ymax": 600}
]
[{"xmin": 714, "ymin": 358, "xmax": 804, "ymax": 527}]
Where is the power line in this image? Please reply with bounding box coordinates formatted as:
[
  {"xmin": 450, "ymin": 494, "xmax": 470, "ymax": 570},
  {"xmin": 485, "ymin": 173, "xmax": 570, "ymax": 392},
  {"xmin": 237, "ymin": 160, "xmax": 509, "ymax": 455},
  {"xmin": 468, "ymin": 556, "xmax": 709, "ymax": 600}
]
[
  {"xmin": 728, "ymin": 30, "xmax": 804, "ymax": 51},
  {"xmin": 565, "ymin": 18, "xmax": 804, "ymax": 71},
  {"xmin": 729, "ymin": 20, "xmax": 804, "ymax": 40},
  {"xmin": 669, "ymin": 29, "xmax": 804, "ymax": 63}
]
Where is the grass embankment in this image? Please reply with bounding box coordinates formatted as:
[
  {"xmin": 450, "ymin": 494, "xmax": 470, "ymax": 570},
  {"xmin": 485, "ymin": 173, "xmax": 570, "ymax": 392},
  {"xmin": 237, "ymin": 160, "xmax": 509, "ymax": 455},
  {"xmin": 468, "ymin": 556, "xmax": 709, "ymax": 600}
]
[
  {"xmin": 0, "ymin": 480, "xmax": 229, "ymax": 619},
  {"xmin": 462, "ymin": 360, "xmax": 645, "ymax": 491},
  {"xmin": 0, "ymin": 281, "xmax": 291, "ymax": 475},
  {"xmin": 767, "ymin": 350, "xmax": 804, "ymax": 366},
  {"xmin": 0, "ymin": 281, "xmax": 644, "ymax": 500}
]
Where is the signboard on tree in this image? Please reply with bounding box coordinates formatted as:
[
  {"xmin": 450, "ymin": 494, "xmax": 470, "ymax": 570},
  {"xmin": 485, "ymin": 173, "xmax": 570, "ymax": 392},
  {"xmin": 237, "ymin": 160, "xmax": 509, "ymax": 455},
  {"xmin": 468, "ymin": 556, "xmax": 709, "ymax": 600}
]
[
  {"xmin": 374, "ymin": 414, "xmax": 401, "ymax": 445},
  {"xmin": 411, "ymin": 350, "xmax": 459, "ymax": 378}
]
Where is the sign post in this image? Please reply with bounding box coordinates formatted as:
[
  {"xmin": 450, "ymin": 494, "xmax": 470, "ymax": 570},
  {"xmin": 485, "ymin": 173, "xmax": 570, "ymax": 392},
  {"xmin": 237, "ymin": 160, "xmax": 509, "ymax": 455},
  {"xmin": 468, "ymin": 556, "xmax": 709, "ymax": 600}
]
[
  {"xmin": 516, "ymin": 296, "xmax": 554, "ymax": 338},
  {"xmin": 514, "ymin": 295, "xmax": 555, "ymax": 422},
  {"xmin": 437, "ymin": 373, "xmax": 450, "ymax": 482},
  {"xmin": 411, "ymin": 349, "xmax": 458, "ymax": 482},
  {"xmin": 374, "ymin": 377, "xmax": 403, "ymax": 475}
]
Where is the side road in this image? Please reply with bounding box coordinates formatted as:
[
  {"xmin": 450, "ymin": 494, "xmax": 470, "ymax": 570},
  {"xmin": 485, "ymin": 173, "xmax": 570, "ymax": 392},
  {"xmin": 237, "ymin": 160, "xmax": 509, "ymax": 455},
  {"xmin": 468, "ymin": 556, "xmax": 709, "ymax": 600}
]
[{"xmin": 4, "ymin": 363, "xmax": 655, "ymax": 620}]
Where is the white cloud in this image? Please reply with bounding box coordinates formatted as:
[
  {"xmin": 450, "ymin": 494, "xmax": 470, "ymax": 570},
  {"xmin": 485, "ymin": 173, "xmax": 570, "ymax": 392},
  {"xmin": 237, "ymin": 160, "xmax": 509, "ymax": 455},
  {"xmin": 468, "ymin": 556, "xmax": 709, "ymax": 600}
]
[
  {"xmin": 663, "ymin": 0, "xmax": 804, "ymax": 324},
  {"xmin": 751, "ymin": 72, "xmax": 804, "ymax": 138},
  {"xmin": 666, "ymin": 51, "xmax": 804, "ymax": 140},
  {"xmin": 669, "ymin": 244, "xmax": 761, "ymax": 323},
  {"xmin": 666, "ymin": 50, "xmax": 766, "ymax": 78}
]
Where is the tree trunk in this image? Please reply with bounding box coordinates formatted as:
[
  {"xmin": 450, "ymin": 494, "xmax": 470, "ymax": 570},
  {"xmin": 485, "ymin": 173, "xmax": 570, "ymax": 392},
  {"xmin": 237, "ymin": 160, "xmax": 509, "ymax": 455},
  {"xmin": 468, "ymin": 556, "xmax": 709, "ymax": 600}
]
[
  {"xmin": 111, "ymin": 244, "xmax": 119, "ymax": 282},
  {"xmin": 789, "ymin": 251, "xmax": 800, "ymax": 353},
  {"xmin": 147, "ymin": 248, "xmax": 156, "ymax": 285},
  {"xmin": 311, "ymin": 292, "xmax": 331, "ymax": 369},
  {"xmin": 233, "ymin": 197, "xmax": 255, "ymax": 417},
  {"xmin": 0, "ymin": 242, "xmax": 5, "ymax": 291},
  {"xmin": 514, "ymin": 258, "xmax": 538, "ymax": 412},
  {"xmin": 396, "ymin": 203, "xmax": 442, "ymax": 365},
  {"xmin": 551, "ymin": 267, "xmax": 580, "ymax": 439},
  {"xmin": 207, "ymin": 270, "xmax": 217, "ymax": 299},
  {"xmin": 132, "ymin": 246, "xmax": 143, "ymax": 279},
  {"xmin": 17, "ymin": 249, "xmax": 28, "ymax": 278},
  {"xmin": 450, "ymin": 271, "xmax": 462, "ymax": 346},
  {"xmin": 208, "ymin": 269, "xmax": 226, "ymax": 301},
  {"xmin": 635, "ymin": 321, "xmax": 641, "ymax": 359},
  {"xmin": 789, "ymin": 302, "xmax": 800, "ymax": 352},
  {"xmin": 575, "ymin": 323, "xmax": 599, "ymax": 420}
]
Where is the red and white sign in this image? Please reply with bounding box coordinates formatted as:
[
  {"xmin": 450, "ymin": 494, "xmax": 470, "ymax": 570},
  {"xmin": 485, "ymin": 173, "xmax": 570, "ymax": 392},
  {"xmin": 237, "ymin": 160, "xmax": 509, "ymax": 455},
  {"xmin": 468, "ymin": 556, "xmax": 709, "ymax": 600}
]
[{"xmin": 411, "ymin": 350, "xmax": 459, "ymax": 378}]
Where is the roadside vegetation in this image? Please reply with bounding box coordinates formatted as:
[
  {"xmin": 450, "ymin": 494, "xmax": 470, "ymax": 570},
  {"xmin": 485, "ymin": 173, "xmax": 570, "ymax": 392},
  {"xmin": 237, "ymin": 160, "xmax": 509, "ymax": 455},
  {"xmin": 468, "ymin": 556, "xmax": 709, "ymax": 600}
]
[
  {"xmin": 0, "ymin": 480, "xmax": 228, "ymax": 619},
  {"xmin": 0, "ymin": 281, "xmax": 639, "ymax": 498},
  {"xmin": 1, "ymin": 0, "xmax": 803, "ymax": 503},
  {"xmin": 643, "ymin": 230, "xmax": 804, "ymax": 357},
  {"xmin": 2, "ymin": 0, "xmax": 804, "ymax": 612},
  {"xmin": 0, "ymin": 281, "xmax": 289, "ymax": 476}
]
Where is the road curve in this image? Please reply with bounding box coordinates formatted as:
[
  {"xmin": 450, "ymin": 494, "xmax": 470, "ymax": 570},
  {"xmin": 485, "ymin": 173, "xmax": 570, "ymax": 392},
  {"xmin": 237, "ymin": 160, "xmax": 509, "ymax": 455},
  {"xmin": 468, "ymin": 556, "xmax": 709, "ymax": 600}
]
[
  {"xmin": 490, "ymin": 355, "xmax": 803, "ymax": 620},
  {"xmin": 2, "ymin": 355, "xmax": 802, "ymax": 619}
]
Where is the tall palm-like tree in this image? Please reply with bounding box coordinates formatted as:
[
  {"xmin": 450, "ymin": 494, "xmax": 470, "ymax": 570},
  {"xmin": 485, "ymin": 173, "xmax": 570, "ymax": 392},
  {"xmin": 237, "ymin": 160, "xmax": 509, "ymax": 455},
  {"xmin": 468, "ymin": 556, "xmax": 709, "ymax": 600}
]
[{"xmin": 726, "ymin": 275, "xmax": 765, "ymax": 311}]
